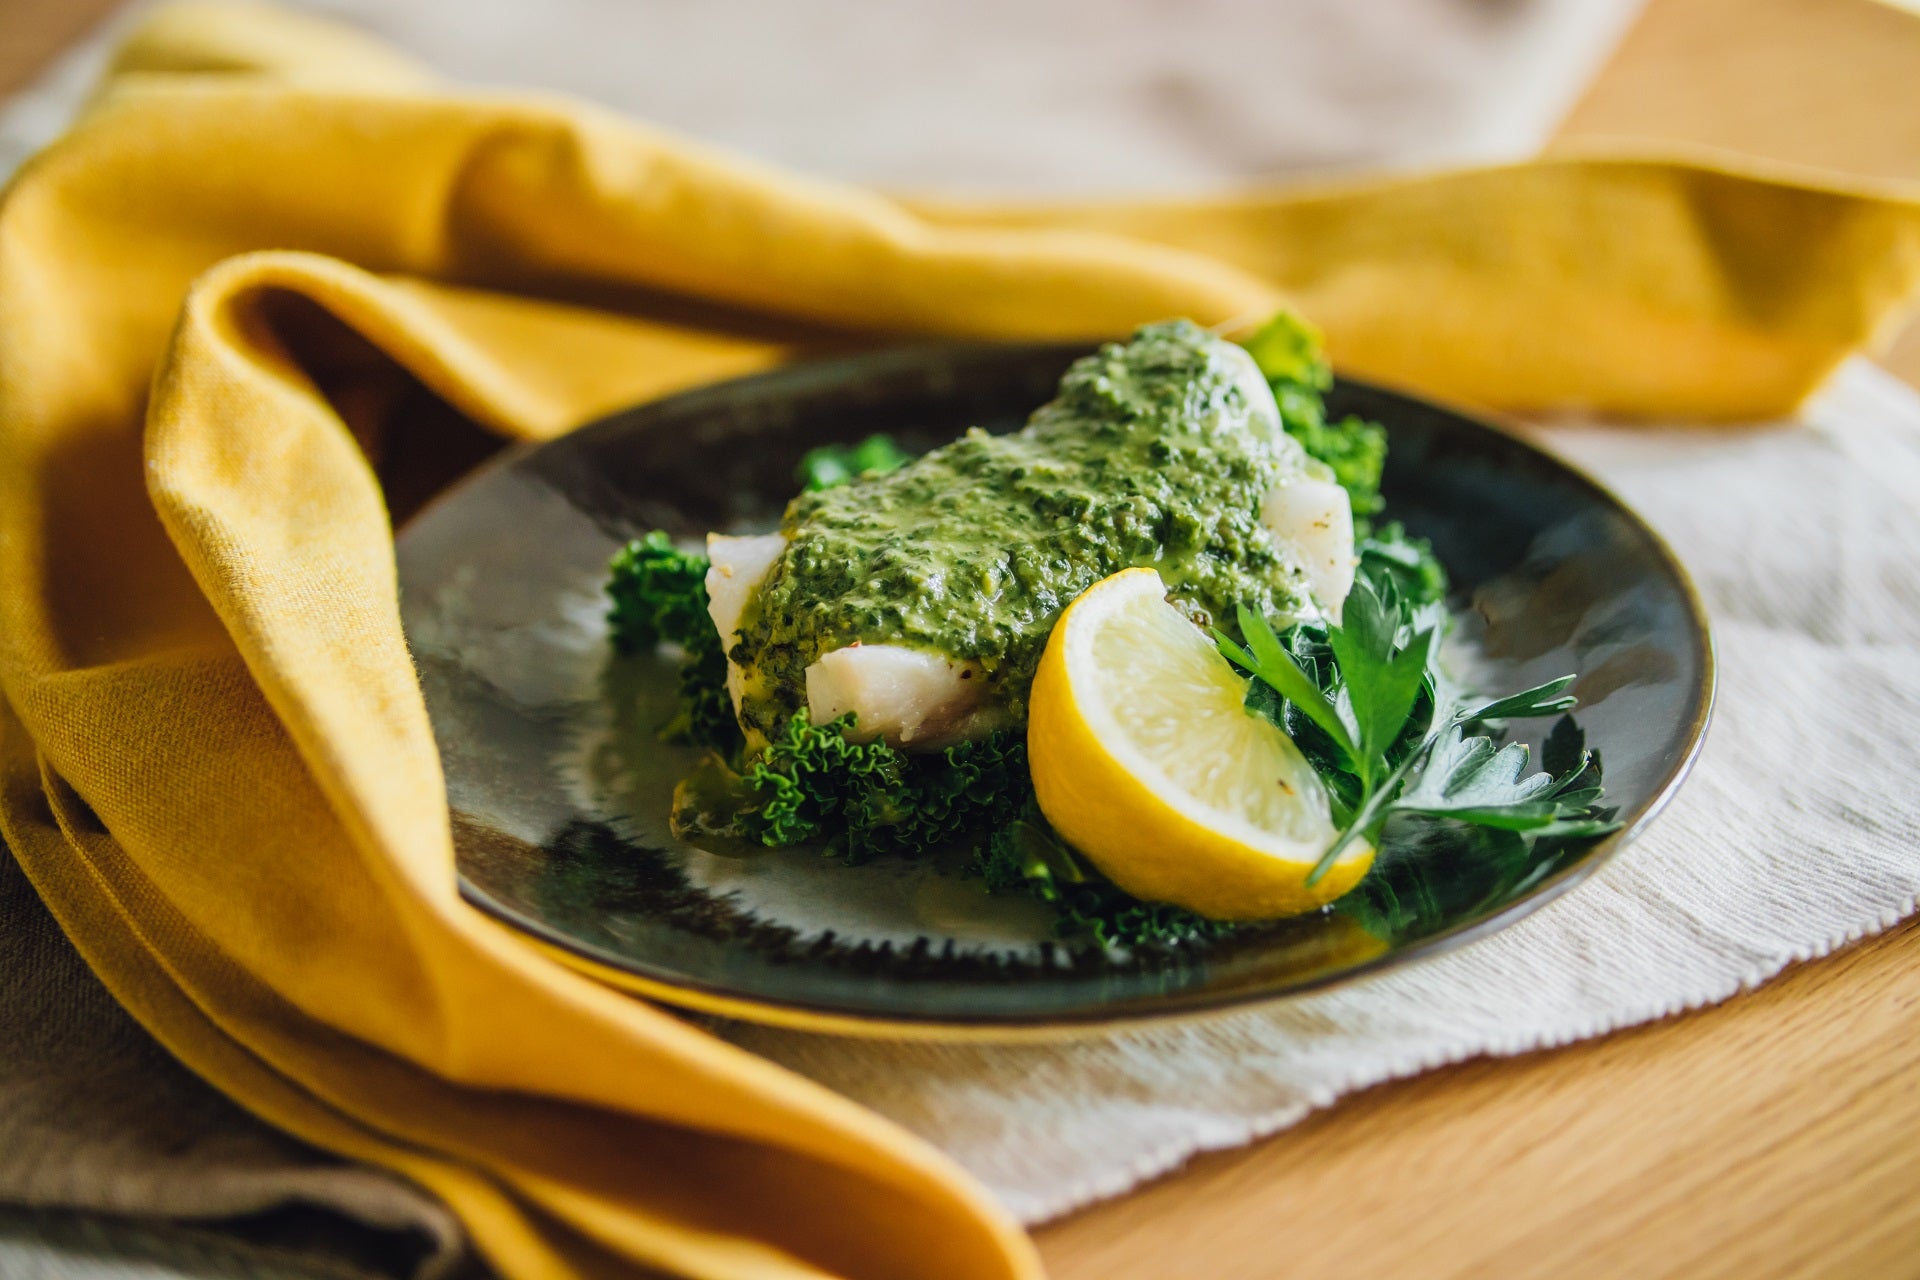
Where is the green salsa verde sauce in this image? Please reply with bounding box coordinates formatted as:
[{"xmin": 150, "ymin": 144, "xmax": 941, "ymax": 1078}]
[{"xmin": 732, "ymin": 320, "xmax": 1325, "ymax": 738}]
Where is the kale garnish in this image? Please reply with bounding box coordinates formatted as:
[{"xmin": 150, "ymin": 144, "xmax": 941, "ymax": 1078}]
[
  {"xmin": 795, "ymin": 433, "xmax": 914, "ymax": 491},
  {"xmin": 974, "ymin": 805, "xmax": 1238, "ymax": 950},
  {"xmin": 605, "ymin": 532, "xmax": 740, "ymax": 755},
  {"xmin": 606, "ymin": 530, "xmax": 709, "ymax": 654},
  {"xmin": 740, "ymin": 713, "xmax": 1030, "ymax": 864},
  {"xmin": 1242, "ymin": 310, "xmax": 1387, "ymax": 523}
]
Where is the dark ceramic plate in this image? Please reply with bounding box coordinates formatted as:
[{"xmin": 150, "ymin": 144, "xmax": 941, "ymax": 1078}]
[{"xmin": 396, "ymin": 344, "xmax": 1712, "ymax": 1037}]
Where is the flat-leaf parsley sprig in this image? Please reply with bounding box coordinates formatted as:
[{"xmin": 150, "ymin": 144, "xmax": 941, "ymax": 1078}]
[{"xmin": 1216, "ymin": 571, "xmax": 1620, "ymax": 886}]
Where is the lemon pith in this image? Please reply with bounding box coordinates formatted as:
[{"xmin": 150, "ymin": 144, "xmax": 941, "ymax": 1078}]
[{"xmin": 1027, "ymin": 568, "xmax": 1372, "ymax": 921}]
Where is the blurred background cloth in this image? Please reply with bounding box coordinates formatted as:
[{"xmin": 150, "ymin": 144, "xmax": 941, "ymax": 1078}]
[
  {"xmin": 288, "ymin": 0, "xmax": 1647, "ymax": 189},
  {"xmin": 4, "ymin": 0, "xmax": 1646, "ymax": 190}
]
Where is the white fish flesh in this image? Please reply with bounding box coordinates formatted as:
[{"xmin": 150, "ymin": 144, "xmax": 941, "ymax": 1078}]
[
  {"xmin": 1261, "ymin": 477, "xmax": 1354, "ymax": 620},
  {"xmin": 804, "ymin": 643, "xmax": 993, "ymax": 748},
  {"xmin": 703, "ymin": 532, "xmax": 786, "ymax": 713}
]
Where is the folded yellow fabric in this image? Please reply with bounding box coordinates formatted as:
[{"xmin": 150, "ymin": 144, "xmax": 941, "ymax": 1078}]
[{"xmin": 3, "ymin": 4, "xmax": 1920, "ymax": 1279}]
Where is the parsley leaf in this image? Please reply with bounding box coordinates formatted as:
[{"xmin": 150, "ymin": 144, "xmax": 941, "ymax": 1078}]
[
  {"xmin": 1391, "ymin": 718, "xmax": 1619, "ymax": 841},
  {"xmin": 1465, "ymin": 676, "xmax": 1579, "ymax": 723},
  {"xmin": 1216, "ymin": 604, "xmax": 1354, "ymax": 765},
  {"xmin": 1221, "ymin": 554, "xmax": 1621, "ymax": 889},
  {"xmin": 1393, "ymin": 726, "xmax": 1566, "ymax": 829},
  {"xmin": 1358, "ymin": 523, "xmax": 1448, "ymax": 607},
  {"xmin": 1326, "ymin": 574, "xmax": 1437, "ymax": 784}
]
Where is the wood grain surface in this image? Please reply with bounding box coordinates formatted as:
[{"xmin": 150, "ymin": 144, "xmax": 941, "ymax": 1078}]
[
  {"xmin": 3, "ymin": 1, "xmax": 1917, "ymax": 1277},
  {"xmin": 0, "ymin": 0, "xmax": 119, "ymax": 97},
  {"xmin": 1041, "ymin": 917, "xmax": 1920, "ymax": 1280}
]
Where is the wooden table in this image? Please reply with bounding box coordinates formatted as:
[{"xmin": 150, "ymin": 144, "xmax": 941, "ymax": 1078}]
[{"xmin": 5, "ymin": 1, "xmax": 1917, "ymax": 1276}]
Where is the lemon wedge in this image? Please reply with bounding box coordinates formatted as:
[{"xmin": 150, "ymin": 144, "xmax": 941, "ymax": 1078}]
[{"xmin": 1027, "ymin": 568, "xmax": 1372, "ymax": 920}]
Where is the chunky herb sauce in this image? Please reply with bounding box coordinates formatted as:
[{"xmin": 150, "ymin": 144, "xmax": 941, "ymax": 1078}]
[{"xmin": 731, "ymin": 321, "xmax": 1323, "ymax": 737}]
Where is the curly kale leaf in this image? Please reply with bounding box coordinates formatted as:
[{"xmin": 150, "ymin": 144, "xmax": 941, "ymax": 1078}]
[
  {"xmin": 607, "ymin": 531, "xmax": 711, "ymax": 653},
  {"xmin": 742, "ymin": 714, "xmax": 1030, "ymax": 863},
  {"xmin": 1239, "ymin": 310, "xmax": 1387, "ymax": 521},
  {"xmin": 738, "ymin": 713, "xmax": 899, "ymax": 849},
  {"xmin": 660, "ymin": 621, "xmax": 742, "ymax": 754},
  {"xmin": 796, "ymin": 433, "xmax": 915, "ymax": 491},
  {"xmin": 1288, "ymin": 414, "xmax": 1387, "ymax": 520},
  {"xmin": 1241, "ymin": 308, "xmax": 1331, "ymax": 393},
  {"xmin": 975, "ymin": 806, "xmax": 1239, "ymax": 950},
  {"xmin": 606, "ymin": 532, "xmax": 741, "ymax": 754},
  {"xmin": 731, "ymin": 715, "xmax": 1227, "ymax": 947}
]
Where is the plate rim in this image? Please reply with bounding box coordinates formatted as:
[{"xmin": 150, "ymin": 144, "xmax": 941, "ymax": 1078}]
[{"xmin": 407, "ymin": 343, "xmax": 1717, "ymax": 1040}]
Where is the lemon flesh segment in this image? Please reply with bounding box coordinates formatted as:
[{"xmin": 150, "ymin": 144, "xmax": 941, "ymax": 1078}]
[{"xmin": 1028, "ymin": 568, "xmax": 1372, "ymax": 921}]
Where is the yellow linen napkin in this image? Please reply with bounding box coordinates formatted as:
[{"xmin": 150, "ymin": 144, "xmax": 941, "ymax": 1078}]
[{"xmin": 3, "ymin": 4, "xmax": 1920, "ymax": 1279}]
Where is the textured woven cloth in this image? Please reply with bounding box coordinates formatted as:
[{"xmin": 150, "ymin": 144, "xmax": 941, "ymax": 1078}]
[
  {"xmin": 724, "ymin": 359, "xmax": 1920, "ymax": 1219},
  {"xmin": 0, "ymin": 846, "xmax": 463, "ymax": 1267}
]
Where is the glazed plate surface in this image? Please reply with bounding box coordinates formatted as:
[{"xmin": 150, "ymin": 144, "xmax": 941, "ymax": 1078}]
[{"xmin": 396, "ymin": 344, "xmax": 1713, "ymax": 1036}]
